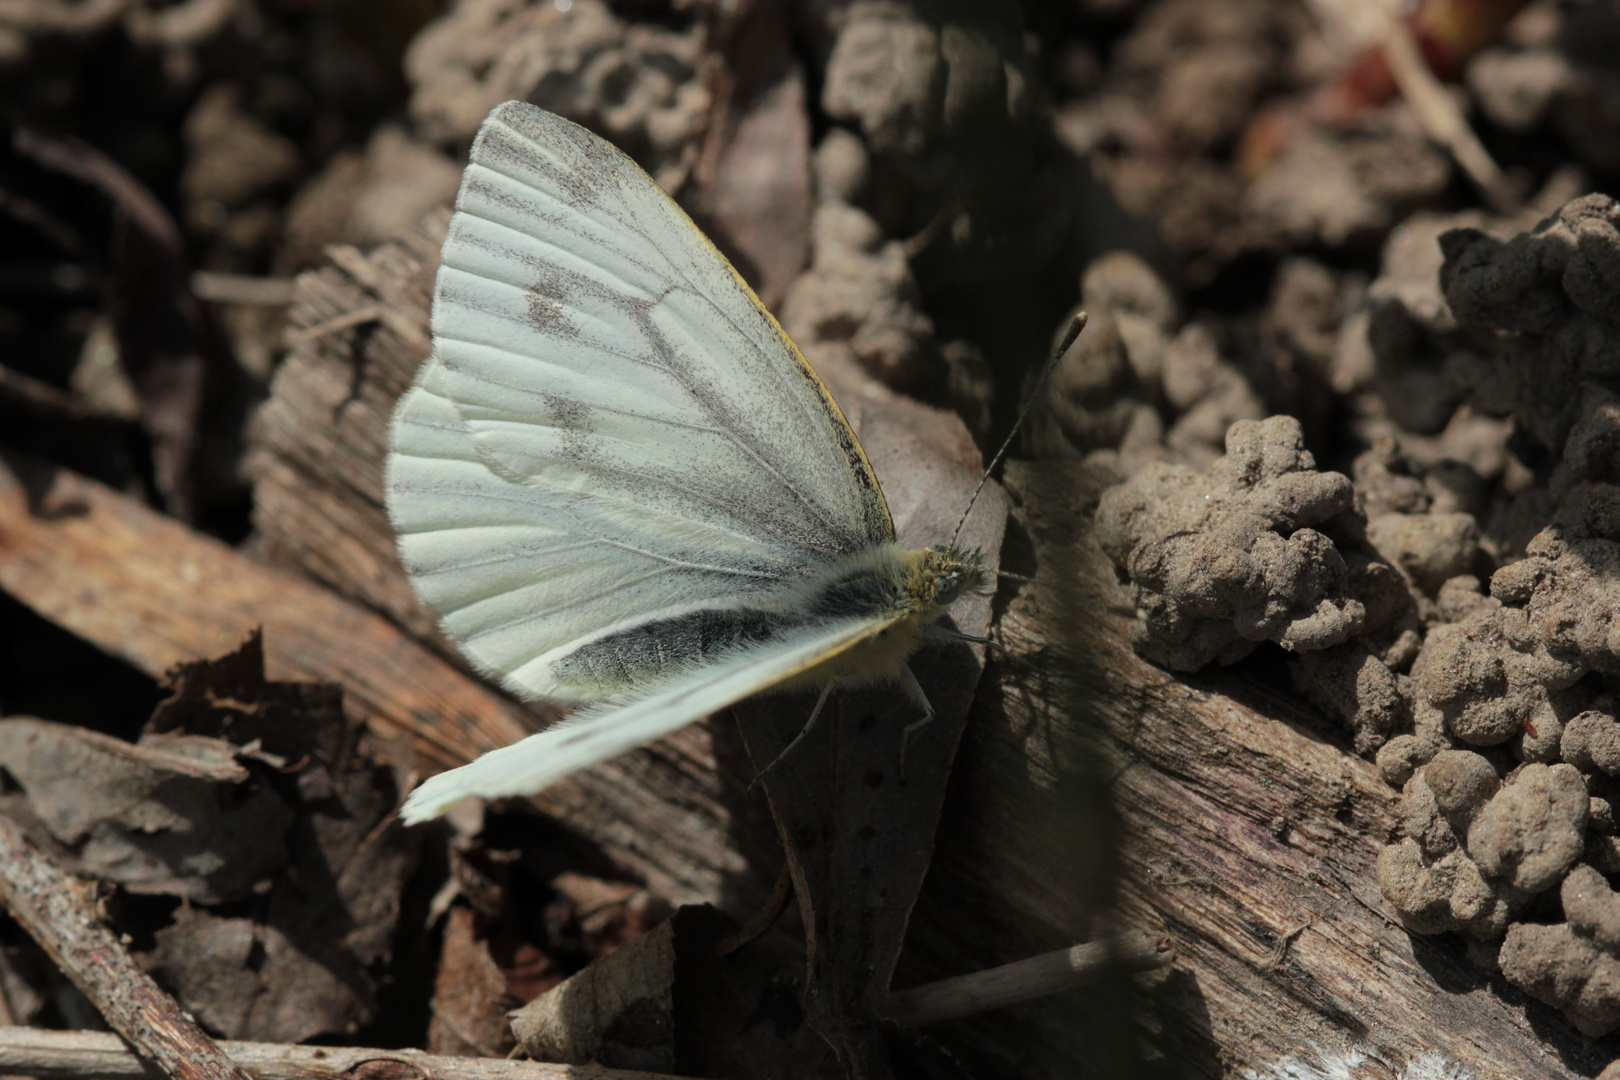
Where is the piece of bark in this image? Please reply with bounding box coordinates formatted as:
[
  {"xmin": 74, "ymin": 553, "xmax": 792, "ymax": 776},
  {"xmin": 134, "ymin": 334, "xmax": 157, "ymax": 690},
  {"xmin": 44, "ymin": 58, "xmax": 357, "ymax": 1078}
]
[
  {"xmin": 0, "ymin": 1027, "xmax": 696, "ymax": 1080},
  {"xmin": 0, "ymin": 815, "xmax": 254, "ymax": 1080},
  {"xmin": 243, "ymin": 225, "xmax": 444, "ymax": 642},
  {"xmin": 0, "ymin": 448, "xmax": 527, "ymax": 776}
]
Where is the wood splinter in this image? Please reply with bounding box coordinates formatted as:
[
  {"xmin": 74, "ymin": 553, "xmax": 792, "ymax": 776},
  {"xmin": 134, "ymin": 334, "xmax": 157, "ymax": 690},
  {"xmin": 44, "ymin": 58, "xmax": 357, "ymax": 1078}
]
[
  {"xmin": 881, "ymin": 930, "xmax": 1174, "ymax": 1027},
  {"xmin": 0, "ymin": 1028, "xmax": 695, "ymax": 1080}
]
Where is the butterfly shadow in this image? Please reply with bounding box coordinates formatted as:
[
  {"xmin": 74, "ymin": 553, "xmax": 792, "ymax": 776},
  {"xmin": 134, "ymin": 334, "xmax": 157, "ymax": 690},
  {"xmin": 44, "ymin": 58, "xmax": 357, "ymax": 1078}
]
[{"xmin": 727, "ymin": 622, "xmax": 984, "ymax": 1080}]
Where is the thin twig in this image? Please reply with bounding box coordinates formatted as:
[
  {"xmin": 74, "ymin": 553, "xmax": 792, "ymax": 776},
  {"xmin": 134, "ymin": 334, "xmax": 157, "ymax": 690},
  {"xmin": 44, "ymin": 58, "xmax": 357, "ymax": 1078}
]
[
  {"xmin": 0, "ymin": 816, "xmax": 255, "ymax": 1080},
  {"xmin": 881, "ymin": 930, "xmax": 1174, "ymax": 1027},
  {"xmin": 0, "ymin": 363, "xmax": 99, "ymax": 420},
  {"xmin": 190, "ymin": 271, "xmax": 296, "ymax": 307},
  {"xmin": 286, "ymin": 305, "xmax": 385, "ymax": 345},
  {"xmin": 0, "ymin": 1027, "xmax": 698, "ymax": 1080},
  {"xmin": 13, "ymin": 127, "xmax": 185, "ymax": 256},
  {"xmin": 1381, "ymin": 11, "xmax": 1518, "ymax": 214}
]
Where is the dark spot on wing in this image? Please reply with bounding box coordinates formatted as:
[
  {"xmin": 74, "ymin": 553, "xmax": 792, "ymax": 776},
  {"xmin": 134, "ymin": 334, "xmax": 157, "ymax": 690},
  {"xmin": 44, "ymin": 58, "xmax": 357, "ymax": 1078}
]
[
  {"xmin": 485, "ymin": 109, "xmax": 604, "ymax": 210},
  {"xmin": 527, "ymin": 265, "xmax": 574, "ymax": 334},
  {"xmin": 792, "ymin": 360, "xmax": 876, "ymax": 497},
  {"xmin": 541, "ymin": 392, "xmax": 593, "ymax": 461},
  {"xmin": 527, "ymin": 291, "xmax": 565, "ymax": 329},
  {"xmin": 544, "ymin": 393, "xmax": 588, "ymax": 431}
]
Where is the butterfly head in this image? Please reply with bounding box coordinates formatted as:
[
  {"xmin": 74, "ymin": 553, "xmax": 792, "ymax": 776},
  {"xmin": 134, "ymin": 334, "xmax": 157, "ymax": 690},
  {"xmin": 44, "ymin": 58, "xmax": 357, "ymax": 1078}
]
[{"xmin": 907, "ymin": 546, "xmax": 991, "ymax": 614}]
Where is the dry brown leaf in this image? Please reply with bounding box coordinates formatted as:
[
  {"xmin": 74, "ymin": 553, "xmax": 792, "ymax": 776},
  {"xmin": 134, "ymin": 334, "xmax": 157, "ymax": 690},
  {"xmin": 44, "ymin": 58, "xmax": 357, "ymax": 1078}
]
[
  {"xmin": 132, "ymin": 632, "xmax": 420, "ymax": 1044},
  {"xmin": 0, "ymin": 717, "xmax": 289, "ymax": 903},
  {"xmin": 429, "ymin": 906, "xmax": 520, "ymax": 1058},
  {"xmin": 510, "ymin": 912, "xmax": 676, "ymax": 1073}
]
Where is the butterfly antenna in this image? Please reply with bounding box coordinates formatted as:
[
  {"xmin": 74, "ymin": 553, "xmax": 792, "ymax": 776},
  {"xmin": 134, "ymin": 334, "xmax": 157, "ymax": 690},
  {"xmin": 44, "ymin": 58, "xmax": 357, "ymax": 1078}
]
[{"xmin": 949, "ymin": 311, "xmax": 1088, "ymax": 548}]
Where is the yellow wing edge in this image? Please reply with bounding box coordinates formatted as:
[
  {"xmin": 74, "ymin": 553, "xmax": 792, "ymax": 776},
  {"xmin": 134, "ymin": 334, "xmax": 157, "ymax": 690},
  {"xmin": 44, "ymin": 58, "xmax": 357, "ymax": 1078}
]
[{"xmin": 683, "ymin": 217, "xmax": 896, "ymax": 539}]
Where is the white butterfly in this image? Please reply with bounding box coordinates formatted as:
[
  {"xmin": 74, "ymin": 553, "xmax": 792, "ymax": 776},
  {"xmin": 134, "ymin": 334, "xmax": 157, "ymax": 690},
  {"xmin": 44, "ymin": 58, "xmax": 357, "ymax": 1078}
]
[{"xmin": 387, "ymin": 101, "xmax": 988, "ymax": 824}]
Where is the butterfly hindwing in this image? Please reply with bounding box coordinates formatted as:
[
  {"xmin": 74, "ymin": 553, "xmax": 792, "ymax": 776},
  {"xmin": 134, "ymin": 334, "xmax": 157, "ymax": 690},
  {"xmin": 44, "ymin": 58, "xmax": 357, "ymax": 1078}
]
[
  {"xmin": 387, "ymin": 102, "xmax": 894, "ymax": 702},
  {"xmin": 398, "ymin": 614, "xmax": 899, "ymax": 822}
]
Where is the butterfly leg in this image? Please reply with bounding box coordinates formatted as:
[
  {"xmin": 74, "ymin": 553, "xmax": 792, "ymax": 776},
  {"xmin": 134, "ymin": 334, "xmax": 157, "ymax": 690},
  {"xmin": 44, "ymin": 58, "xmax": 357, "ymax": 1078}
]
[
  {"xmin": 897, "ymin": 663, "xmax": 936, "ymax": 779},
  {"xmin": 749, "ymin": 678, "xmax": 838, "ymax": 791}
]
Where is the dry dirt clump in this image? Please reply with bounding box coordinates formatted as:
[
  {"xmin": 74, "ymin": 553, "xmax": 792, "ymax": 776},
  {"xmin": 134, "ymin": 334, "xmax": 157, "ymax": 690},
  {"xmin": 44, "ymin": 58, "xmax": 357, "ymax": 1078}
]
[
  {"xmin": 1053, "ymin": 0, "xmax": 1455, "ymax": 282},
  {"xmin": 1094, "ymin": 414, "xmax": 1364, "ymax": 674},
  {"xmin": 1439, "ymin": 193, "xmax": 1620, "ymax": 455},
  {"xmin": 1501, "ymin": 866, "xmax": 1620, "ymax": 1036},
  {"xmin": 1356, "ymin": 196, "xmax": 1620, "ymax": 1038},
  {"xmin": 1028, "ymin": 250, "xmax": 1267, "ymax": 474},
  {"xmin": 1244, "ymin": 106, "xmax": 1452, "ymax": 254},
  {"xmin": 815, "ymin": 0, "xmax": 1065, "ymax": 292},
  {"xmin": 1377, "ymin": 750, "xmax": 1522, "ymax": 940},
  {"xmin": 1493, "ymin": 512, "xmax": 1620, "ymax": 686},
  {"xmin": 1408, "ymin": 599, "xmax": 1590, "ymax": 757},
  {"xmin": 277, "ymin": 125, "xmax": 463, "ymax": 275},
  {"xmin": 1087, "ymin": 190, "xmax": 1620, "ymax": 1041},
  {"xmin": 1053, "ymin": 0, "xmax": 1302, "ymax": 278},
  {"xmin": 778, "ymin": 129, "xmax": 938, "ymax": 395},
  {"xmin": 404, "ymin": 0, "xmax": 710, "ymax": 190},
  {"xmin": 1380, "ymin": 757, "xmax": 1591, "ymax": 942},
  {"xmin": 820, "ymin": 0, "xmax": 1034, "ymax": 168},
  {"xmin": 1465, "ymin": 0, "xmax": 1620, "ymax": 176},
  {"xmin": 1024, "ymin": 303, "xmax": 1158, "ymax": 465}
]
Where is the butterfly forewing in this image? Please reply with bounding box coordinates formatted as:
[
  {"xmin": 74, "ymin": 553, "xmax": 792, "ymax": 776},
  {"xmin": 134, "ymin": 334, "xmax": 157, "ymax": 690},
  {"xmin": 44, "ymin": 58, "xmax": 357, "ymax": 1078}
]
[{"xmin": 388, "ymin": 102, "xmax": 894, "ymax": 703}]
